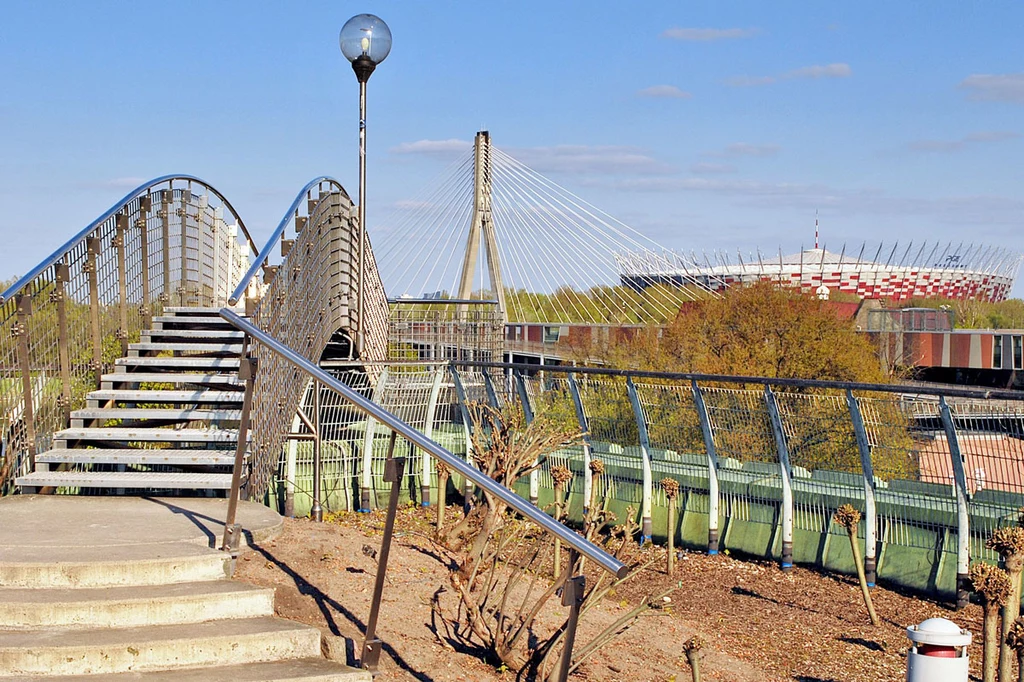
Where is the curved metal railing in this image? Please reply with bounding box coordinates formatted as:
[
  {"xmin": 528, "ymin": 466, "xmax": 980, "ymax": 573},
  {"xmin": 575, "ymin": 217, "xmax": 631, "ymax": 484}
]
[
  {"xmin": 228, "ymin": 176, "xmax": 350, "ymax": 306},
  {"xmin": 235, "ymin": 178, "xmax": 389, "ymax": 500},
  {"xmin": 0, "ymin": 175, "xmax": 256, "ymax": 492}
]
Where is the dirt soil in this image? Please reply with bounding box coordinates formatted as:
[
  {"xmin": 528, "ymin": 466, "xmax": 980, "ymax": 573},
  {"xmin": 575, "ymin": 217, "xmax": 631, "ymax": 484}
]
[{"xmin": 234, "ymin": 507, "xmax": 987, "ymax": 682}]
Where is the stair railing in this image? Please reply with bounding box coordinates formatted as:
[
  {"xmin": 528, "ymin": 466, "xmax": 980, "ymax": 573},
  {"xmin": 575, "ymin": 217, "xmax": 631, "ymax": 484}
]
[
  {"xmin": 220, "ymin": 308, "xmax": 626, "ymax": 677},
  {"xmin": 0, "ymin": 175, "xmax": 257, "ymax": 493}
]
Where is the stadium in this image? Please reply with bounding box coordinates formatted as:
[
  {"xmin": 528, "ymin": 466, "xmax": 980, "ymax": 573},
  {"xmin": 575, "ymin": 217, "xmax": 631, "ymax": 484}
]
[{"xmin": 617, "ymin": 242, "xmax": 1023, "ymax": 302}]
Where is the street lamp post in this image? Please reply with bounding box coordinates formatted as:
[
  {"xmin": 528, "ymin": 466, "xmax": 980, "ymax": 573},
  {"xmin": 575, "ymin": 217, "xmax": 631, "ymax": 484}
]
[{"xmin": 340, "ymin": 14, "xmax": 391, "ymax": 354}]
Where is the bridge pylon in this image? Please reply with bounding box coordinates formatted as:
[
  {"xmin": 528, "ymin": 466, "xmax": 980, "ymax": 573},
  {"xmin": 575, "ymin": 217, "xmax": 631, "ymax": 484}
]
[{"xmin": 456, "ymin": 130, "xmax": 507, "ymax": 323}]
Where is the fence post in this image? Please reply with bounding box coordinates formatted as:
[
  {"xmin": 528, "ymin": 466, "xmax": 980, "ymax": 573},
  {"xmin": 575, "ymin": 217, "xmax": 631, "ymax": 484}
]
[
  {"xmin": 359, "ymin": 367, "xmax": 390, "ymax": 512},
  {"xmin": 846, "ymin": 390, "xmax": 878, "ymax": 587},
  {"xmin": 178, "ymin": 188, "xmax": 190, "ymax": 305},
  {"xmin": 13, "ymin": 295, "xmax": 37, "ymax": 471},
  {"xmin": 449, "ymin": 365, "xmax": 475, "ymax": 510},
  {"xmin": 420, "ymin": 365, "xmax": 445, "ymax": 507},
  {"xmin": 567, "ymin": 372, "xmax": 593, "ymax": 511},
  {"xmin": 85, "ymin": 235, "xmax": 102, "ymax": 387},
  {"xmin": 691, "ymin": 380, "xmax": 721, "ymax": 555},
  {"xmin": 222, "ymin": 350, "xmax": 256, "ymax": 553},
  {"xmin": 160, "ymin": 188, "xmax": 171, "ymax": 307},
  {"xmin": 482, "ymin": 369, "xmax": 501, "ymax": 410},
  {"xmin": 138, "ymin": 195, "xmax": 152, "ymax": 328},
  {"xmin": 764, "ymin": 386, "xmax": 794, "ymax": 572},
  {"xmin": 115, "ymin": 213, "xmax": 129, "ymax": 356},
  {"xmin": 53, "ymin": 262, "xmax": 72, "ymax": 426},
  {"xmin": 513, "ymin": 369, "xmax": 539, "ymax": 506},
  {"xmin": 625, "ymin": 377, "xmax": 653, "ymax": 542},
  {"xmin": 938, "ymin": 396, "xmax": 971, "ymax": 611}
]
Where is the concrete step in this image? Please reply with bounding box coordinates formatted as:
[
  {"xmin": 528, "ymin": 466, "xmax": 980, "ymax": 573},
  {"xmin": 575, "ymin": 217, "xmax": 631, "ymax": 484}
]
[
  {"xmin": 88, "ymin": 390, "xmax": 244, "ymax": 404},
  {"xmin": 143, "ymin": 329, "xmax": 245, "ymax": 340},
  {"xmin": 71, "ymin": 408, "xmax": 242, "ymax": 423},
  {"xmin": 0, "ymin": 581, "xmax": 273, "ymax": 629},
  {"xmin": 0, "ymin": 542, "xmax": 231, "ymax": 589},
  {"xmin": 116, "ymin": 357, "xmax": 240, "ymax": 370},
  {"xmin": 55, "ymin": 427, "xmax": 239, "ymax": 443},
  {"xmin": 128, "ymin": 342, "xmax": 241, "ymax": 354},
  {"xmin": 37, "ymin": 449, "xmax": 236, "ymax": 467},
  {"xmin": 15, "ymin": 471, "xmax": 233, "ymax": 490},
  {"xmin": 45, "ymin": 658, "xmax": 371, "ymax": 682},
  {"xmin": 0, "ymin": 617, "xmax": 321, "ymax": 676},
  {"xmin": 101, "ymin": 373, "xmax": 242, "ymax": 387}
]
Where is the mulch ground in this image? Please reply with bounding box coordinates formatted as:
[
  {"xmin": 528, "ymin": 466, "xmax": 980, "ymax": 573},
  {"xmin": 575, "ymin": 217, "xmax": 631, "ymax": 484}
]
[{"xmin": 234, "ymin": 506, "xmax": 988, "ymax": 681}]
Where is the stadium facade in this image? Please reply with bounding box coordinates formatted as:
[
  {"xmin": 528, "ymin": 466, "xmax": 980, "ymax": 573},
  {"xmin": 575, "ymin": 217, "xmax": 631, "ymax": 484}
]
[{"xmin": 618, "ymin": 242, "xmax": 1023, "ymax": 302}]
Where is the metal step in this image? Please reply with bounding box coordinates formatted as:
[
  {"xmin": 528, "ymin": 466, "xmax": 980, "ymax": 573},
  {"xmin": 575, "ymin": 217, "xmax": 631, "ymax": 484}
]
[
  {"xmin": 88, "ymin": 390, "xmax": 244, "ymax": 404},
  {"xmin": 71, "ymin": 408, "xmax": 242, "ymax": 422},
  {"xmin": 116, "ymin": 357, "xmax": 240, "ymax": 370},
  {"xmin": 101, "ymin": 373, "xmax": 242, "ymax": 387},
  {"xmin": 54, "ymin": 427, "xmax": 239, "ymax": 443},
  {"xmin": 14, "ymin": 471, "xmax": 233, "ymax": 489},
  {"xmin": 36, "ymin": 448, "xmax": 237, "ymax": 466},
  {"xmin": 128, "ymin": 342, "xmax": 242, "ymax": 354},
  {"xmin": 152, "ymin": 315, "xmax": 233, "ymax": 326},
  {"xmin": 144, "ymin": 329, "xmax": 245, "ymax": 340},
  {"xmin": 163, "ymin": 306, "xmax": 242, "ymax": 315}
]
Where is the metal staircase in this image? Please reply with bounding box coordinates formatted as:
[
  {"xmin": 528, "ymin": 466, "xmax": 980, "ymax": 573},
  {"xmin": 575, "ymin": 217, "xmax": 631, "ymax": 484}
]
[{"xmin": 16, "ymin": 308, "xmax": 246, "ymax": 494}]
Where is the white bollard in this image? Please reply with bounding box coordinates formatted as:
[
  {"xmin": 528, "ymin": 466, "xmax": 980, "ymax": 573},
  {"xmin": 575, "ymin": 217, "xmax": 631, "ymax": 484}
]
[{"xmin": 906, "ymin": 617, "xmax": 971, "ymax": 682}]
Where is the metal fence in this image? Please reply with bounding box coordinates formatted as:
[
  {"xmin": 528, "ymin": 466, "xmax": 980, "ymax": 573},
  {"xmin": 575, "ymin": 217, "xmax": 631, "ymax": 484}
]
[
  {"xmin": 0, "ymin": 176, "xmax": 256, "ymax": 493},
  {"xmin": 277, "ymin": 360, "xmax": 1024, "ymax": 605}
]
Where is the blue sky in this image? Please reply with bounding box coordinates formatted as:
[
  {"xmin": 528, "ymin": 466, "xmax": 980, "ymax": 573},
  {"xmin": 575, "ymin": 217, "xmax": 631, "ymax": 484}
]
[{"xmin": 2, "ymin": 2, "xmax": 1023, "ymax": 294}]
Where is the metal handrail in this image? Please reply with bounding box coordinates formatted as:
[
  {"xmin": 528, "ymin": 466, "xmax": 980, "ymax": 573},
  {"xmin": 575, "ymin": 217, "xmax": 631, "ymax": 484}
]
[
  {"xmin": 227, "ymin": 176, "xmax": 349, "ymax": 306},
  {"xmin": 454, "ymin": 361, "xmax": 1024, "ymax": 402},
  {"xmin": 0, "ymin": 174, "xmax": 258, "ymax": 306},
  {"xmin": 219, "ymin": 308, "xmax": 627, "ymax": 579}
]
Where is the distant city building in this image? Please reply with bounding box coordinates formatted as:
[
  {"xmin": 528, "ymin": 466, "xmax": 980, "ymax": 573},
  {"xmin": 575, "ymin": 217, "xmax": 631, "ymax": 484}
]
[{"xmin": 617, "ymin": 243, "xmax": 1022, "ymax": 302}]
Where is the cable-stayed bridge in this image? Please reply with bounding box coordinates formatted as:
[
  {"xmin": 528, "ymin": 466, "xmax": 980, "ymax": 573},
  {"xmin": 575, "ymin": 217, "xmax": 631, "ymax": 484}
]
[{"xmin": 373, "ymin": 131, "xmax": 720, "ymax": 327}]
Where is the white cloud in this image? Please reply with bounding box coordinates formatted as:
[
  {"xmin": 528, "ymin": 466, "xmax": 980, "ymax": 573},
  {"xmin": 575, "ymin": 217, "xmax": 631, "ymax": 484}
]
[
  {"xmin": 705, "ymin": 143, "xmax": 781, "ymax": 158},
  {"xmin": 661, "ymin": 27, "xmax": 759, "ymax": 41},
  {"xmin": 728, "ymin": 63, "xmax": 852, "ymax": 87},
  {"xmin": 389, "ymin": 139, "xmax": 472, "ymax": 155},
  {"xmin": 959, "ymin": 73, "xmax": 1024, "ymax": 104},
  {"xmin": 906, "ymin": 130, "xmax": 1020, "ymax": 153},
  {"xmin": 690, "ymin": 162, "xmax": 737, "ymax": 175},
  {"xmin": 507, "ymin": 145, "xmax": 676, "ymax": 176},
  {"xmin": 636, "ymin": 85, "xmax": 692, "ymax": 99},
  {"xmin": 785, "ymin": 63, "xmax": 852, "ymax": 79}
]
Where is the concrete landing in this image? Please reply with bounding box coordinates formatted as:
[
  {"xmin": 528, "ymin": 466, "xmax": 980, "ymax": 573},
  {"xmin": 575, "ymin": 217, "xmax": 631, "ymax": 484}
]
[{"xmin": 0, "ymin": 495, "xmax": 282, "ymax": 553}]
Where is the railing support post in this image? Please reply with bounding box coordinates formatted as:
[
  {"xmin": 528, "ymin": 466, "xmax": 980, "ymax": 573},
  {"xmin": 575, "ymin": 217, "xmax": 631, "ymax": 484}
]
[
  {"xmin": 567, "ymin": 373, "xmax": 593, "ymax": 511},
  {"xmin": 420, "ymin": 365, "xmax": 445, "ymax": 507},
  {"xmin": 160, "ymin": 189, "xmax": 171, "ymax": 308},
  {"xmin": 557, "ymin": 573, "xmax": 586, "ymax": 682},
  {"xmin": 359, "ymin": 368, "xmax": 390, "ymax": 512},
  {"xmin": 449, "ymin": 366, "xmax": 476, "ymax": 511},
  {"xmin": 939, "ymin": 396, "xmax": 971, "ymax": 610},
  {"xmin": 85, "ymin": 236, "xmax": 103, "ymax": 387},
  {"xmin": 361, "ymin": 431, "xmax": 403, "ymax": 672},
  {"xmin": 846, "ymin": 390, "xmax": 878, "ymax": 587},
  {"xmin": 138, "ymin": 194, "xmax": 152, "ymax": 328},
  {"xmin": 692, "ymin": 380, "xmax": 721, "ymax": 554},
  {"xmin": 115, "ymin": 213, "xmax": 129, "ymax": 356},
  {"xmin": 178, "ymin": 188, "xmax": 189, "ymax": 305},
  {"xmin": 625, "ymin": 377, "xmax": 653, "ymax": 541},
  {"xmin": 764, "ymin": 386, "xmax": 794, "ymax": 572},
  {"xmin": 54, "ymin": 263, "xmax": 72, "ymax": 426},
  {"xmin": 512, "ymin": 370, "xmax": 539, "ymax": 505},
  {"xmin": 14, "ymin": 295, "xmax": 37, "ymax": 472},
  {"xmin": 294, "ymin": 383, "xmax": 324, "ymax": 522},
  {"xmin": 222, "ymin": 350, "xmax": 256, "ymax": 554}
]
